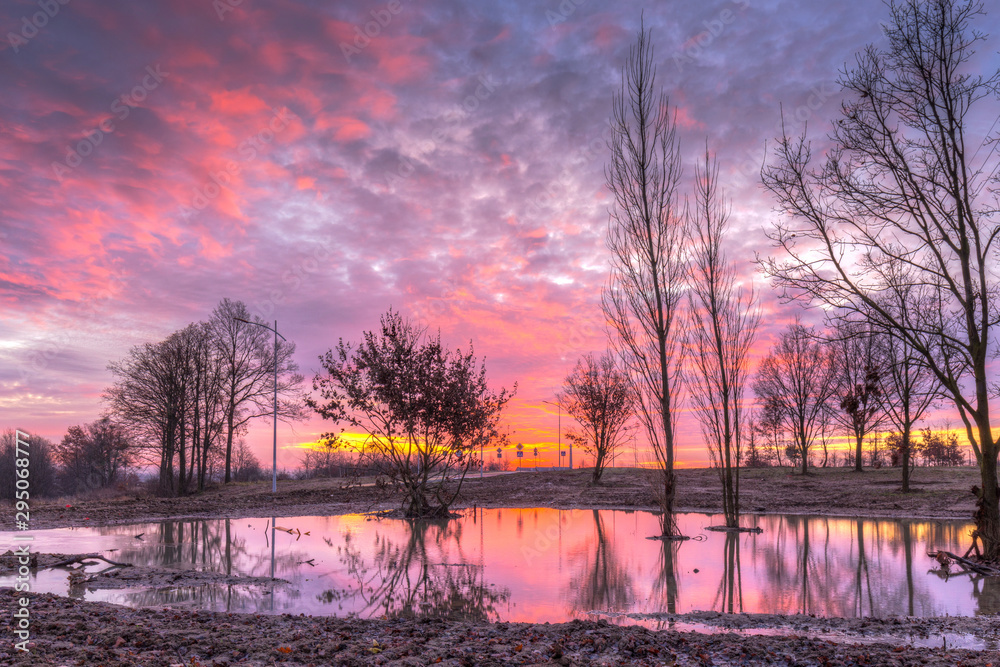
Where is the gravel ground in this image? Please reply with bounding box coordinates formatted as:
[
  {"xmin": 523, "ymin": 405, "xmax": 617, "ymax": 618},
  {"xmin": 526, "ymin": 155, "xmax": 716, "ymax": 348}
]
[{"xmin": 2, "ymin": 589, "xmax": 998, "ymax": 666}]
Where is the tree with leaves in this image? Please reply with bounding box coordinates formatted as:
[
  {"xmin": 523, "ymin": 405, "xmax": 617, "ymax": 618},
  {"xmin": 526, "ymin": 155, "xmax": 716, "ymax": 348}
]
[
  {"xmin": 309, "ymin": 310, "xmax": 514, "ymax": 518},
  {"xmin": 603, "ymin": 18, "xmax": 688, "ymax": 537},
  {"xmin": 760, "ymin": 0, "xmax": 1000, "ymax": 558},
  {"xmin": 686, "ymin": 146, "xmax": 761, "ymax": 528},
  {"xmin": 560, "ymin": 352, "xmax": 634, "ymax": 485}
]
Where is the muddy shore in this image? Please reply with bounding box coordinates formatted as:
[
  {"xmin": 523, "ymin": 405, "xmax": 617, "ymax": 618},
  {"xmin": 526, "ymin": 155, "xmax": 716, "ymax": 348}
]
[
  {"xmin": 2, "ymin": 589, "xmax": 999, "ymax": 666},
  {"xmin": 2, "ymin": 466, "xmax": 997, "ymax": 665}
]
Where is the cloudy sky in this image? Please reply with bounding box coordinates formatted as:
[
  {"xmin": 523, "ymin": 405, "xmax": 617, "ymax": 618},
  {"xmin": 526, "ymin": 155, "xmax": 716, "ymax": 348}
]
[{"xmin": 3, "ymin": 0, "xmax": 997, "ymax": 468}]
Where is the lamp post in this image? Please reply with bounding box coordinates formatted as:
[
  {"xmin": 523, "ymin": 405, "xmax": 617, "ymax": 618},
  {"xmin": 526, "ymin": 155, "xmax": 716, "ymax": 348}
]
[
  {"xmin": 235, "ymin": 317, "xmax": 285, "ymax": 493},
  {"xmin": 542, "ymin": 399, "xmax": 567, "ymax": 469}
]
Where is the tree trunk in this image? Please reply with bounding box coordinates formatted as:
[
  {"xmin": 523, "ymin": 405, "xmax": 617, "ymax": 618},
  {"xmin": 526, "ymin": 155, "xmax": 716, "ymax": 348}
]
[
  {"xmin": 975, "ymin": 430, "xmax": 1000, "ymax": 561},
  {"xmin": 901, "ymin": 430, "xmax": 911, "ymax": 493},
  {"xmin": 224, "ymin": 401, "xmax": 235, "ymax": 484},
  {"xmin": 854, "ymin": 432, "xmax": 863, "ymax": 472}
]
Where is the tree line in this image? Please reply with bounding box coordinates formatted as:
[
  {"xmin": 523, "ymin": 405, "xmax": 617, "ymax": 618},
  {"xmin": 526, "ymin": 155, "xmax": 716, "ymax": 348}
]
[
  {"xmin": 104, "ymin": 298, "xmax": 303, "ymax": 495},
  {"xmin": 4, "ymin": 298, "xmax": 304, "ymax": 500}
]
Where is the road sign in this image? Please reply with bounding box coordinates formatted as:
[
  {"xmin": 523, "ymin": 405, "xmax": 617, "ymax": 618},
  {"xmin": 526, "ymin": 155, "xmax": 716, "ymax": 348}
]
[
  {"xmin": 516, "ymin": 451, "xmax": 523, "ymax": 457},
  {"xmin": 516, "ymin": 443, "xmax": 523, "ymax": 451}
]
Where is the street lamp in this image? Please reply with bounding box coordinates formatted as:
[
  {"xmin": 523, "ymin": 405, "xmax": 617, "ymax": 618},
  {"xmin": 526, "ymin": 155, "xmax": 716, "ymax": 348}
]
[
  {"xmin": 234, "ymin": 317, "xmax": 285, "ymax": 493},
  {"xmin": 542, "ymin": 399, "xmax": 569, "ymax": 469}
]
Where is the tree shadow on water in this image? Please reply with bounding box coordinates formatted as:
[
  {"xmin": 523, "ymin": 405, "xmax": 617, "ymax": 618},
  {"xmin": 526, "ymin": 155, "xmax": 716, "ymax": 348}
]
[{"xmin": 320, "ymin": 518, "xmax": 509, "ymax": 622}]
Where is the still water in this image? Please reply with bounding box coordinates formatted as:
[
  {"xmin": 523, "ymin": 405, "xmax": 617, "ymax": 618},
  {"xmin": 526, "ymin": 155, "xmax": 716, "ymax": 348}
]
[{"xmin": 2, "ymin": 510, "xmax": 995, "ymax": 622}]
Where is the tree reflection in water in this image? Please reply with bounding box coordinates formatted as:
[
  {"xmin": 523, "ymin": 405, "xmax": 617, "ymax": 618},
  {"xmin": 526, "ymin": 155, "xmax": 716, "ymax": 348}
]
[
  {"xmin": 750, "ymin": 516, "xmax": 951, "ymax": 617},
  {"xmin": 319, "ymin": 519, "xmax": 510, "ymax": 621},
  {"xmin": 569, "ymin": 510, "xmax": 634, "ymax": 613},
  {"xmin": 651, "ymin": 533, "xmax": 681, "ymax": 615},
  {"xmin": 713, "ymin": 532, "xmax": 743, "ymax": 613},
  {"xmin": 45, "ymin": 510, "xmax": 998, "ymax": 620},
  {"xmin": 98, "ymin": 518, "xmax": 305, "ymax": 612}
]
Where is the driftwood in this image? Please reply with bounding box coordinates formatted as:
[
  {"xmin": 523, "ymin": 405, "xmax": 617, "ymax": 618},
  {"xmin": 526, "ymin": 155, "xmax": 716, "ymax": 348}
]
[
  {"xmin": 705, "ymin": 526, "xmax": 763, "ymax": 534},
  {"xmin": 929, "ymin": 550, "xmax": 1000, "ymax": 576},
  {"xmin": 46, "ymin": 554, "xmax": 132, "ymax": 569}
]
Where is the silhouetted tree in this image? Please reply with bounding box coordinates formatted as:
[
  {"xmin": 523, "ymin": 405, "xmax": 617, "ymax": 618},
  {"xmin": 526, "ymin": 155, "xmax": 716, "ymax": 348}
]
[
  {"xmin": 231, "ymin": 440, "xmax": 264, "ymax": 482},
  {"xmin": 826, "ymin": 319, "xmax": 887, "ymax": 472},
  {"xmin": 755, "ymin": 396, "xmax": 787, "ymax": 468},
  {"xmin": 603, "ymin": 18, "xmax": 688, "ymax": 537},
  {"xmin": 880, "ymin": 330, "xmax": 939, "ymax": 491},
  {"xmin": 560, "ymin": 353, "xmax": 633, "ymax": 485},
  {"xmin": 760, "ymin": 0, "xmax": 1000, "ymax": 558},
  {"xmin": 0, "ymin": 430, "xmax": 57, "ymax": 500},
  {"xmin": 106, "ymin": 303, "xmax": 302, "ymax": 495},
  {"xmin": 56, "ymin": 417, "xmax": 132, "ymax": 495},
  {"xmin": 309, "ymin": 309, "xmax": 514, "ymax": 518},
  {"xmin": 743, "ymin": 414, "xmax": 773, "ymax": 468},
  {"xmin": 686, "ymin": 146, "xmax": 761, "ymax": 528},
  {"xmin": 209, "ymin": 299, "xmax": 302, "ymax": 484},
  {"xmin": 753, "ymin": 322, "xmax": 838, "ymax": 475}
]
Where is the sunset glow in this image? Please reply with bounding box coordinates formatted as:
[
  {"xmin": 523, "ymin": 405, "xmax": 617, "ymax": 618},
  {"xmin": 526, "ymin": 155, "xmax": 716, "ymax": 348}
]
[{"xmin": 3, "ymin": 0, "xmax": 997, "ymax": 469}]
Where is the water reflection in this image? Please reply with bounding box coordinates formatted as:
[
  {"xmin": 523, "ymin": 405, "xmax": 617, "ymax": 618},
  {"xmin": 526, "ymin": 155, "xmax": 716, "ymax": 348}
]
[
  {"xmin": 320, "ymin": 517, "xmax": 510, "ymax": 621},
  {"xmin": 715, "ymin": 533, "xmax": 742, "ymax": 614},
  {"xmin": 0, "ymin": 510, "xmax": 992, "ymax": 620},
  {"xmin": 569, "ymin": 510, "xmax": 633, "ymax": 613}
]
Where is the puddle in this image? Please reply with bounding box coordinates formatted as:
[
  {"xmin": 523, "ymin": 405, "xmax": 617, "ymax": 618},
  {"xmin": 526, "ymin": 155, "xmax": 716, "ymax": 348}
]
[{"xmin": 2, "ymin": 509, "xmax": 995, "ymax": 627}]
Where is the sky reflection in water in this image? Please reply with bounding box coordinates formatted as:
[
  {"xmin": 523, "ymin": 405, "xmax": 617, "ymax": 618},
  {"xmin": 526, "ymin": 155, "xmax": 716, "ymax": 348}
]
[{"xmin": 2, "ymin": 509, "xmax": 995, "ymax": 621}]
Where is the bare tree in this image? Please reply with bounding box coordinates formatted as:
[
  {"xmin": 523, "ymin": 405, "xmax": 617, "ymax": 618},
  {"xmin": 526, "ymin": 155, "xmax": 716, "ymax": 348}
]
[
  {"xmin": 309, "ymin": 310, "xmax": 514, "ymax": 518},
  {"xmin": 753, "ymin": 322, "xmax": 839, "ymax": 475},
  {"xmin": 107, "ymin": 333, "xmax": 188, "ymax": 495},
  {"xmin": 686, "ymin": 146, "xmax": 761, "ymax": 528},
  {"xmin": 0, "ymin": 430, "xmax": 58, "ymax": 500},
  {"xmin": 209, "ymin": 299, "xmax": 302, "ymax": 484},
  {"xmin": 56, "ymin": 417, "xmax": 132, "ymax": 495},
  {"xmin": 755, "ymin": 396, "xmax": 787, "ymax": 468},
  {"xmin": 743, "ymin": 413, "xmax": 773, "ymax": 468},
  {"xmin": 107, "ymin": 305, "xmax": 302, "ymax": 496},
  {"xmin": 603, "ymin": 18, "xmax": 689, "ymax": 538},
  {"xmin": 560, "ymin": 353, "xmax": 634, "ymax": 485},
  {"xmin": 881, "ymin": 331, "xmax": 939, "ymax": 491},
  {"xmin": 231, "ymin": 440, "xmax": 264, "ymax": 483},
  {"xmin": 826, "ymin": 319, "xmax": 888, "ymax": 472},
  {"xmin": 760, "ymin": 0, "xmax": 1000, "ymax": 558}
]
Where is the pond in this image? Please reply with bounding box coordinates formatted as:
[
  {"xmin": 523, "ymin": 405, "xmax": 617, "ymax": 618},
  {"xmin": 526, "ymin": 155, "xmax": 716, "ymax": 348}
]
[{"xmin": 2, "ymin": 509, "xmax": 995, "ymax": 623}]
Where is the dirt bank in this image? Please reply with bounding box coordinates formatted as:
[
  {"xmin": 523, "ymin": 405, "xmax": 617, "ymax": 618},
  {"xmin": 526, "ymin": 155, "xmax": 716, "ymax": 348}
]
[{"xmin": 2, "ymin": 589, "xmax": 997, "ymax": 666}]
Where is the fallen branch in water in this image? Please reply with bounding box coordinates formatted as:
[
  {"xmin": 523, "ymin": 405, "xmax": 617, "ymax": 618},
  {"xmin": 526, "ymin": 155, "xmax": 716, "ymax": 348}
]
[
  {"xmin": 928, "ymin": 550, "xmax": 1000, "ymax": 576},
  {"xmin": 46, "ymin": 554, "xmax": 132, "ymax": 569}
]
